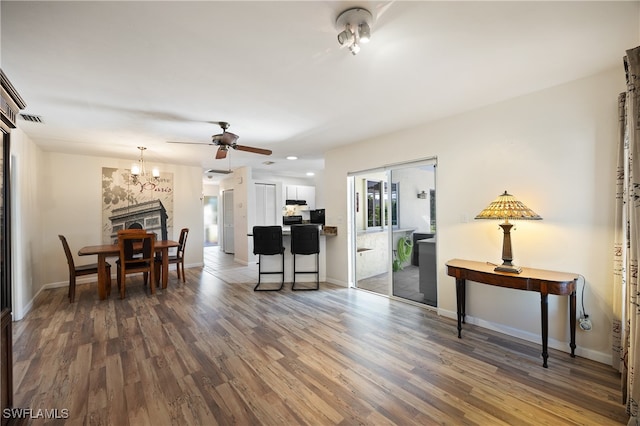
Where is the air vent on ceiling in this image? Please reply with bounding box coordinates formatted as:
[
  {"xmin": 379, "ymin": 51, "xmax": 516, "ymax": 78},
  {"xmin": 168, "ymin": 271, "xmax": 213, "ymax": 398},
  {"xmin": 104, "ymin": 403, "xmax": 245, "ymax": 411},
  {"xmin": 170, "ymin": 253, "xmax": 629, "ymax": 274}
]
[{"xmin": 19, "ymin": 113, "xmax": 43, "ymax": 123}]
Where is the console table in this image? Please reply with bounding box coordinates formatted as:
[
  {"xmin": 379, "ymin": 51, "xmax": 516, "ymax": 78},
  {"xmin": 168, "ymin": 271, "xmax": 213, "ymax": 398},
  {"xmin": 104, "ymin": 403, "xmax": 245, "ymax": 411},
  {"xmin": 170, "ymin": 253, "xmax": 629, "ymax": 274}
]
[{"xmin": 445, "ymin": 258, "xmax": 578, "ymax": 368}]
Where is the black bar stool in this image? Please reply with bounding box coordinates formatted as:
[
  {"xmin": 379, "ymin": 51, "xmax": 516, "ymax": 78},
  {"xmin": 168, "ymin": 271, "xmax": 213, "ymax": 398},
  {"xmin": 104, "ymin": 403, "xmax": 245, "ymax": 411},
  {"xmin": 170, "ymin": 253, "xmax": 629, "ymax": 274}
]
[
  {"xmin": 252, "ymin": 226, "xmax": 285, "ymax": 291},
  {"xmin": 290, "ymin": 224, "xmax": 320, "ymax": 291}
]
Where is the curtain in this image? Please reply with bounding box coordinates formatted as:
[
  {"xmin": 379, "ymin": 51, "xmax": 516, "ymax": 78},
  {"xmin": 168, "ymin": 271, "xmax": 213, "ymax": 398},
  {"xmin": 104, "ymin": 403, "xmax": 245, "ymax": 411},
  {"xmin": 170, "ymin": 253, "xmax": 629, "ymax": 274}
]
[{"xmin": 613, "ymin": 45, "xmax": 640, "ymax": 425}]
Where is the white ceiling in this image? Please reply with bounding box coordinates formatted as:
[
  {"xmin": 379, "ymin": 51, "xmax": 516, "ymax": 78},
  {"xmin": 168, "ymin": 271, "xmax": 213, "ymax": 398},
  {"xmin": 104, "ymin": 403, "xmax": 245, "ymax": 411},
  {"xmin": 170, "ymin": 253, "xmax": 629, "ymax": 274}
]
[{"xmin": 2, "ymin": 1, "xmax": 638, "ymax": 181}]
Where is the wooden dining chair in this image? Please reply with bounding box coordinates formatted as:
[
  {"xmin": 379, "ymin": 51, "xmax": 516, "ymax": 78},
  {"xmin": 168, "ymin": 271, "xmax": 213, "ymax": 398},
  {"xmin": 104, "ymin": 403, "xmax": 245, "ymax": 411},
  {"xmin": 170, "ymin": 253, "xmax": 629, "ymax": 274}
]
[
  {"xmin": 59, "ymin": 235, "xmax": 111, "ymax": 303},
  {"xmin": 116, "ymin": 229, "xmax": 156, "ymax": 299},
  {"xmin": 167, "ymin": 228, "xmax": 189, "ymax": 283}
]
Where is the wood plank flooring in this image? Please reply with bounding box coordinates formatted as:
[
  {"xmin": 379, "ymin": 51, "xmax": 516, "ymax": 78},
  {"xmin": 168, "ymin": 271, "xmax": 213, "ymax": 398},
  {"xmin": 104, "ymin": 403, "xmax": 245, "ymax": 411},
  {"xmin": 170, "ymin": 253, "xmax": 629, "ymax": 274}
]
[{"xmin": 10, "ymin": 248, "xmax": 627, "ymax": 425}]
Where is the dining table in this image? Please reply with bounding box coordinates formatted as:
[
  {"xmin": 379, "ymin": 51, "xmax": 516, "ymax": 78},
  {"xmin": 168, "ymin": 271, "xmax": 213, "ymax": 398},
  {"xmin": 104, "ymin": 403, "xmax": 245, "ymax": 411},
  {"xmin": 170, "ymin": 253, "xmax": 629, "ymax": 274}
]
[{"xmin": 78, "ymin": 239, "xmax": 179, "ymax": 300}]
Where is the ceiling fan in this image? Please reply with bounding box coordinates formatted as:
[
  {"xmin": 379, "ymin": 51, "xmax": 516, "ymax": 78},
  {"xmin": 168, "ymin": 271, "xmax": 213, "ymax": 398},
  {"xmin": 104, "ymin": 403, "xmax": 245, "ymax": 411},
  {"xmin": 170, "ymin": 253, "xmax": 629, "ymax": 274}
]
[{"xmin": 168, "ymin": 121, "xmax": 272, "ymax": 159}]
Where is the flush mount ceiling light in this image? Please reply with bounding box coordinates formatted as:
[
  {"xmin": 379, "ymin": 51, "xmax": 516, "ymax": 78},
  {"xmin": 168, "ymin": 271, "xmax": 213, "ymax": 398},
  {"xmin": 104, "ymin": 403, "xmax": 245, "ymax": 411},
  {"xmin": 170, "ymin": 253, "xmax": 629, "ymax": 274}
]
[{"xmin": 336, "ymin": 7, "xmax": 373, "ymax": 56}]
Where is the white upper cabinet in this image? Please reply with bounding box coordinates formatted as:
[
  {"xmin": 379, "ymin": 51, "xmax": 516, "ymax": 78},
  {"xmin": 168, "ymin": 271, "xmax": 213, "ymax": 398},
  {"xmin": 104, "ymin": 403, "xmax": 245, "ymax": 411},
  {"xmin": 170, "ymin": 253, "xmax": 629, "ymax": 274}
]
[{"xmin": 284, "ymin": 185, "xmax": 315, "ymax": 209}]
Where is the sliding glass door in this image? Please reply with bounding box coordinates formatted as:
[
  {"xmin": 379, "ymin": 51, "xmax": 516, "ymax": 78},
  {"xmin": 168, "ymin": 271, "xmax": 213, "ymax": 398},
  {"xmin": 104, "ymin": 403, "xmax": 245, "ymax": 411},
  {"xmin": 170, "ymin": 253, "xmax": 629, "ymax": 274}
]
[
  {"xmin": 351, "ymin": 159, "xmax": 437, "ymax": 307},
  {"xmin": 390, "ymin": 164, "xmax": 437, "ymax": 307}
]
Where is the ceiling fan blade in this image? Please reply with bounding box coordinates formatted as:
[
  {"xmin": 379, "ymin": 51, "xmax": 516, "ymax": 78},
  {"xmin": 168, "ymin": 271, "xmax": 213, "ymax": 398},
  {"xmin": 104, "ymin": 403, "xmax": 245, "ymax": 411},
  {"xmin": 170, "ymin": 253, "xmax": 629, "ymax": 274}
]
[
  {"xmin": 167, "ymin": 140, "xmax": 214, "ymax": 146},
  {"xmin": 215, "ymin": 146, "xmax": 228, "ymax": 159},
  {"xmin": 234, "ymin": 145, "xmax": 272, "ymax": 156}
]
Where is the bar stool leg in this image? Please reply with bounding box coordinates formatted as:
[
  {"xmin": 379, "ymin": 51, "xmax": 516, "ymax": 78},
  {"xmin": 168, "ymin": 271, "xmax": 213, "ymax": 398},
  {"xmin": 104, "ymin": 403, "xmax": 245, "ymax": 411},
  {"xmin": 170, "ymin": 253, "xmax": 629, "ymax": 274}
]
[
  {"xmin": 292, "ymin": 253, "xmax": 320, "ymax": 291},
  {"xmin": 254, "ymin": 253, "xmax": 285, "ymax": 291}
]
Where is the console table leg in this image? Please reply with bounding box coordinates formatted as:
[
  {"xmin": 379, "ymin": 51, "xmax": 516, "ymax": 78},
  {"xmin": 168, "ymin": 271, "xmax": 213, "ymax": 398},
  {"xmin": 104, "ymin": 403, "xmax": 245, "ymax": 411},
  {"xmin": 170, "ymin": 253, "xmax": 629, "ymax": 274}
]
[
  {"xmin": 461, "ymin": 279, "xmax": 466, "ymax": 324},
  {"xmin": 570, "ymin": 289, "xmax": 576, "ymax": 357},
  {"xmin": 541, "ymin": 293, "xmax": 549, "ymax": 368},
  {"xmin": 455, "ymin": 278, "xmax": 465, "ymax": 338}
]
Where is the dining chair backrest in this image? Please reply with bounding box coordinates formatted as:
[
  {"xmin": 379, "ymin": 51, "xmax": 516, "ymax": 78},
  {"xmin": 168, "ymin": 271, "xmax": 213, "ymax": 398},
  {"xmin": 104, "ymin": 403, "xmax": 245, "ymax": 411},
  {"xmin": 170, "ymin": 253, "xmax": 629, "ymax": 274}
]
[
  {"xmin": 167, "ymin": 228, "xmax": 189, "ymax": 283},
  {"xmin": 117, "ymin": 229, "xmax": 156, "ymax": 298},
  {"xmin": 117, "ymin": 229, "xmax": 153, "ymax": 261},
  {"xmin": 59, "ymin": 234, "xmax": 76, "ymax": 272},
  {"xmin": 177, "ymin": 228, "xmax": 189, "ymax": 258},
  {"xmin": 59, "ymin": 234, "xmax": 110, "ymax": 302}
]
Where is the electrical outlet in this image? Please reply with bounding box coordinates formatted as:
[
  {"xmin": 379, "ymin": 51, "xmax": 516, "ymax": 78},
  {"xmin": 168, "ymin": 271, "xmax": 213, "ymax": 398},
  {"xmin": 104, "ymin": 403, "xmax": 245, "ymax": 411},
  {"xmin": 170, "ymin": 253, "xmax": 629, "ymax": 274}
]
[{"xmin": 579, "ymin": 317, "xmax": 592, "ymax": 331}]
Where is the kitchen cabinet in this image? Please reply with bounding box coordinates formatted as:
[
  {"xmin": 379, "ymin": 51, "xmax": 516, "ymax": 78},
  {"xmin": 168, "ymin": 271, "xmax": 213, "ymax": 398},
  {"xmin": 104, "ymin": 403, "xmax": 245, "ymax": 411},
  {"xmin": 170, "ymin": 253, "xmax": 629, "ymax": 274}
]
[{"xmin": 284, "ymin": 185, "xmax": 315, "ymax": 209}]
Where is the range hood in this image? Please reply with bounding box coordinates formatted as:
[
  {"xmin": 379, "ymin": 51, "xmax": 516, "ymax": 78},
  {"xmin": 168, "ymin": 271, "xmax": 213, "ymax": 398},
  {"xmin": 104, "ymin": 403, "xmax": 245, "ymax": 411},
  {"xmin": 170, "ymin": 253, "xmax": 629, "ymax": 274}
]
[{"xmin": 285, "ymin": 199, "xmax": 307, "ymax": 206}]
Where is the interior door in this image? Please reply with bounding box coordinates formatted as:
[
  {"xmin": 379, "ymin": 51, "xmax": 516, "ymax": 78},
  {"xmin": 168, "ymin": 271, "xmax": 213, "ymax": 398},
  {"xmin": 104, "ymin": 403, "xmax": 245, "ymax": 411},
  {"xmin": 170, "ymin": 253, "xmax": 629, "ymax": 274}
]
[
  {"xmin": 255, "ymin": 183, "xmax": 277, "ymax": 226},
  {"xmin": 222, "ymin": 189, "xmax": 234, "ymax": 254},
  {"xmin": 203, "ymin": 196, "xmax": 218, "ymax": 245}
]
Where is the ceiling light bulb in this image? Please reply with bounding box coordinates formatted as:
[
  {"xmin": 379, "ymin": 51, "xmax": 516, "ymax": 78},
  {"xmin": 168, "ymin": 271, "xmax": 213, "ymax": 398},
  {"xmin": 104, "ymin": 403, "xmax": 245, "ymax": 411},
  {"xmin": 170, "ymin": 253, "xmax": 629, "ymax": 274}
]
[
  {"xmin": 337, "ymin": 28, "xmax": 353, "ymax": 46},
  {"xmin": 287, "ymin": 156, "xmax": 298, "ymax": 160},
  {"xmin": 131, "ymin": 164, "xmax": 140, "ymax": 176},
  {"xmin": 152, "ymin": 167, "xmax": 160, "ymax": 178},
  {"xmin": 359, "ymin": 22, "xmax": 370, "ymax": 43},
  {"xmin": 349, "ymin": 43, "xmax": 360, "ymax": 56}
]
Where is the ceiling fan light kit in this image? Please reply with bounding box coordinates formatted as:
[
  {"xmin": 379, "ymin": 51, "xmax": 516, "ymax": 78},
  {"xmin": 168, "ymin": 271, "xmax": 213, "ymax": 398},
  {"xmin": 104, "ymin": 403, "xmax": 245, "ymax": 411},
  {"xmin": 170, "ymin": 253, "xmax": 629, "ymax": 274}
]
[{"xmin": 336, "ymin": 7, "xmax": 373, "ymax": 56}]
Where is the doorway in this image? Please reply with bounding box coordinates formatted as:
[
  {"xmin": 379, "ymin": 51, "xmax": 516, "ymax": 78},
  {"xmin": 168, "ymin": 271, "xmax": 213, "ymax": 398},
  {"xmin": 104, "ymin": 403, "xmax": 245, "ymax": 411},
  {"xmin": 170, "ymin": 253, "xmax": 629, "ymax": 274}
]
[
  {"xmin": 351, "ymin": 159, "xmax": 437, "ymax": 307},
  {"xmin": 222, "ymin": 189, "xmax": 234, "ymax": 254},
  {"xmin": 203, "ymin": 195, "xmax": 218, "ymax": 246}
]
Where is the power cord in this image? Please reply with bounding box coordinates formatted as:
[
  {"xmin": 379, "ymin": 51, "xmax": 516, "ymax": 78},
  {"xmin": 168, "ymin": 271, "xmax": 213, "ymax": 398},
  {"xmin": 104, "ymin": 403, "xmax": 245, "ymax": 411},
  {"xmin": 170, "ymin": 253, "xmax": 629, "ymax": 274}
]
[{"xmin": 578, "ymin": 274, "xmax": 592, "ymax": 331}]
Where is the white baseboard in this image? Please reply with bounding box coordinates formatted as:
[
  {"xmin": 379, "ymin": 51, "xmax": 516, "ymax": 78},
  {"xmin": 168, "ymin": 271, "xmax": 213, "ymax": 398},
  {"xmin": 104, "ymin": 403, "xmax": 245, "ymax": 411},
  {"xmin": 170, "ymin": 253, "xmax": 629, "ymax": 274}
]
[
  {"xmin": 438, "ymin": 308, "xmax": 611, "ymax": 365},
  {"xmin": 326, "ymin": 278, "xmax": 348, "ymax": 287}
]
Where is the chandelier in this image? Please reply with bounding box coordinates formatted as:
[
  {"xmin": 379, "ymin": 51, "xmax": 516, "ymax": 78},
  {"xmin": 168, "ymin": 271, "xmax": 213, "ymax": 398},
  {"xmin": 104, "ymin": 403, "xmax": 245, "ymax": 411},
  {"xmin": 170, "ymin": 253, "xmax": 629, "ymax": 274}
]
[{"xmin": 130, "ymin": 146, "xmax": 159, "ymax": 186}]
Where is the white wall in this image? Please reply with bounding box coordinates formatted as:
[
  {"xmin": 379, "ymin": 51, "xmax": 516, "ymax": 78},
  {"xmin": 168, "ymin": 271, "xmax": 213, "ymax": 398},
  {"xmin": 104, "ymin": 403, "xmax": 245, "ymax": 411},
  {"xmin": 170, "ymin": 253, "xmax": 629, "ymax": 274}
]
[
  {"xmin": 10, "ymin": 144, "xmax": 204, "ymax": 319},
  {"xmin": 10, "ymin": 128, "xmax": 43, "ymax": 320},
  {"xmin": 325, "ymin": 67, "xmax": 624, "ymax": 364}
]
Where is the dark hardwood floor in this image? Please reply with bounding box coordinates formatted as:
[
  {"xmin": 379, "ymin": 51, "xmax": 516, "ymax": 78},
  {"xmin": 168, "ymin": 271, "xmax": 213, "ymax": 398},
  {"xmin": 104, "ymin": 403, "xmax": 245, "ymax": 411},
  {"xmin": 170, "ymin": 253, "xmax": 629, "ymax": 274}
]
[{"xmin": 10, "ymin": 247, "xmax": 627, "ymax": 425}]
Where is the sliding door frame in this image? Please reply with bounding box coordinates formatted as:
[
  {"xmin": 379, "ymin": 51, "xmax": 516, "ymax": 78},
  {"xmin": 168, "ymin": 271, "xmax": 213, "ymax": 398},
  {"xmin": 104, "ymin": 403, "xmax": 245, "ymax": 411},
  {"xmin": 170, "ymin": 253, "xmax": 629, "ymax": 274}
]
[{"xmin": 348, "ymin": 157, "xmax": 437, "ymax": 300}]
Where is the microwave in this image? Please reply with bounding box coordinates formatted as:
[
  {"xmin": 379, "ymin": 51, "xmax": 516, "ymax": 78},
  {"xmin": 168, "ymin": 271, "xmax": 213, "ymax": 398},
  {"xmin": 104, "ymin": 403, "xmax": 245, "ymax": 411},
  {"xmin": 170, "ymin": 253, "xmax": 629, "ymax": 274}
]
[{"xmin": 283, "ymin": 215, "xmax": 303, "ymax": 225}]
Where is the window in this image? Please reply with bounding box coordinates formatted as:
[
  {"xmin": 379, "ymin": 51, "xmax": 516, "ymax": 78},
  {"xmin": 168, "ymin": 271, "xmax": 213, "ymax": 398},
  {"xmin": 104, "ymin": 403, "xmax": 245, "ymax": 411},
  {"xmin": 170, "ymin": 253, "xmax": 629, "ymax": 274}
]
[
  {"xmin": 390, "ymin": 183, "xmax": 398, "ymax": 227},
  {"xmin": 367, "ymin": 180, "xmax": 382, "ymax": 227},
  {"xmin": 366, "ymin": 180, "xmax": 398, "ymax": 229}
]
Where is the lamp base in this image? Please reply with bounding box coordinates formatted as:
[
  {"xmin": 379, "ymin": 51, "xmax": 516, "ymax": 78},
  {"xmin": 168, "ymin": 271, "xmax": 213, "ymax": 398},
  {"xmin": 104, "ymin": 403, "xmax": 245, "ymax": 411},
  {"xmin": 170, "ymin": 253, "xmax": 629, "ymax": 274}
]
[{"xmin": 494, "ymin": 264, "xmax": 522, "ymax": 274}]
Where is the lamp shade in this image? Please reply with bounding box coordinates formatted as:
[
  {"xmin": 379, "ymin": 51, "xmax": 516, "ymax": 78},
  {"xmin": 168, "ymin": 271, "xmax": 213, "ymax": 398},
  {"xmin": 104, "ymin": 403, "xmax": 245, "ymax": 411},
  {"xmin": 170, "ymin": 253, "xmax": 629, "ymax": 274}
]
[{"xmin": 475, "ymin": 191, "xmax": 541, "ymax": 221}]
